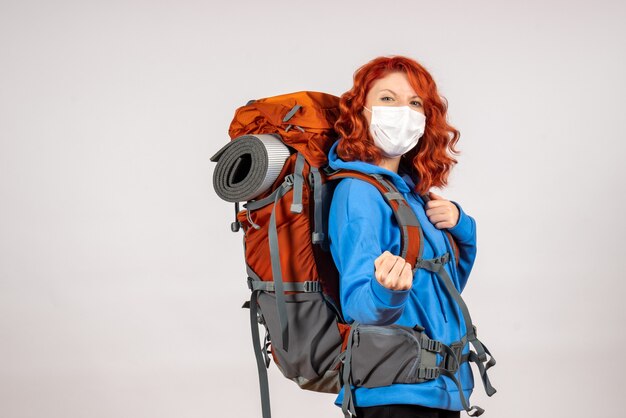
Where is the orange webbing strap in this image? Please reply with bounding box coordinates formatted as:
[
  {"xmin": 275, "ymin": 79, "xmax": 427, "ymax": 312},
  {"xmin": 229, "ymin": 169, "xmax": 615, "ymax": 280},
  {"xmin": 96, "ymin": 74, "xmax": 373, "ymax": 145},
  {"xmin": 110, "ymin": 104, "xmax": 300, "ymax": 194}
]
[{"xmin": 326, "ymin": 170, "xmax": 422, "ymax": 268}]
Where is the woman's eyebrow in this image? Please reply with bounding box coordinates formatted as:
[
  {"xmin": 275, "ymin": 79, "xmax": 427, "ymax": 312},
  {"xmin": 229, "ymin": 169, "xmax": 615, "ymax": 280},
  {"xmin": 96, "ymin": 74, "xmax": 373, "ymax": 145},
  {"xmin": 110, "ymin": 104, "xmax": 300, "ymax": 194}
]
[{"xmin": 379, "ymin": 89, "xmax": 421, "ymax": 99}]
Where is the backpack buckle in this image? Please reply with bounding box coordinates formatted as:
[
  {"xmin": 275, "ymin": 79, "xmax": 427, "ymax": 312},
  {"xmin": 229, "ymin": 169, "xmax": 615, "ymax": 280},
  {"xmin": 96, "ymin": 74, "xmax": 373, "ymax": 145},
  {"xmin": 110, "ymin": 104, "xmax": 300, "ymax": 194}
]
[
  {"xmin": 417, "ymin": 367, "xmax": 440, "ymax": 380},
  {"xmin": 444, "ymin": 342, "xmax": 464, "ymax": 373},
  {"xmin": 302, "ymin": 281, "xmax": 320, "ymax": 292},
  {"xmin": 322, "ymin": 165, "xmax": 340, "ymax": 176},
  {"xmin": 425, "ymin": 339, "xmax": 442, "ymax": 353}
]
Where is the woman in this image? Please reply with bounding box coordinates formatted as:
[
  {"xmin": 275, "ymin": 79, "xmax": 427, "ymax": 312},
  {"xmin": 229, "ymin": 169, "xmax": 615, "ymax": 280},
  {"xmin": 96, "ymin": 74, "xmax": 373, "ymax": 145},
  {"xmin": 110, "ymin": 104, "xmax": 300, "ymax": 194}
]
[{"xmin": 327, "ymin": 56, "xmax": 477, "ymax": 417}]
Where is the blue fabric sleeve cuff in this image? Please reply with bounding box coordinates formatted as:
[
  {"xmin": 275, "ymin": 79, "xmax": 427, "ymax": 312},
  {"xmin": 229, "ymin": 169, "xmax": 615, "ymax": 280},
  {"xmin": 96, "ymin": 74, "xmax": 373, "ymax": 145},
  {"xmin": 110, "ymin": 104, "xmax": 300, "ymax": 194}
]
[
  {"xmin": 370, "ymin": 276, "xmax": 410, "ymax": 308},
  {"xmin": 448, "ymin": 201, "xmax": 476, "ymax": 244}
]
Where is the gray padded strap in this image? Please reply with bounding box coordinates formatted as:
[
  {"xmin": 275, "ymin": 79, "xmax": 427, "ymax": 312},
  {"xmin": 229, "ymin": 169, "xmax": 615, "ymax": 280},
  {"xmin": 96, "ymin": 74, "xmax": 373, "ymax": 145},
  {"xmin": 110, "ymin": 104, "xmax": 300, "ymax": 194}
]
[
  {"xmin": 395, "ymin": 203, "xmax": 422, "ymax": 228},
  {"xmin": 369, "ymin": 173, "xmax": 390, "ymax": 189},
  {"xmin": 249, "ymin": 290, "xmax": 272, "ymax": 418},
  {"xmin": 370, "ymin": 174, "xmax": 420, "ymax": 225},
  {"xmin": 383, "ymin": 192, "xmax": 404, "ymax": 201},
  {"xmin": 385, "ymin": 192, "xmax": 406, "ymax": 201},
  {"xmin": 291, "ymin": 153, "xmax": 305, "ymax": 213},
  {"xmin": 268, "ymin": 177, "xmax": 294, "ymax": 351},
  {"xmin": 370, "ymin": 174, "xmax": 422, "ymax": 262},
  {"xmin": 309, "ymin": 166, "xmax": 324, "ymax": 244}
]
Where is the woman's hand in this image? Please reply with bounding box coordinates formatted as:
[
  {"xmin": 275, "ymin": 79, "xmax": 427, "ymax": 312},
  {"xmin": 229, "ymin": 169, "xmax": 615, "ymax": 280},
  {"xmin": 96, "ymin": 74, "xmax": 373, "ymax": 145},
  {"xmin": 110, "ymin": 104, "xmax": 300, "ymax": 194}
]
[
  {"xmin": 425, "ymin": 191, "xmax": 459, "ymax": 229},
  {"xmin": 374, "ymin": 251, "xmax": 413, "ymax": 290}
]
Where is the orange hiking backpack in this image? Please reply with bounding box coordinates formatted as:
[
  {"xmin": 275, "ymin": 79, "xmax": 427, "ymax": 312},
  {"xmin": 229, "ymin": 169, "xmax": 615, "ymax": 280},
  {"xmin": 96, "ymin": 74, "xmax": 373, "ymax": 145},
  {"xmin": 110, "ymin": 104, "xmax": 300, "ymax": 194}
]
[{"xmin": 210, "ymin": 91, "xmax": 495, "ymax": 418}]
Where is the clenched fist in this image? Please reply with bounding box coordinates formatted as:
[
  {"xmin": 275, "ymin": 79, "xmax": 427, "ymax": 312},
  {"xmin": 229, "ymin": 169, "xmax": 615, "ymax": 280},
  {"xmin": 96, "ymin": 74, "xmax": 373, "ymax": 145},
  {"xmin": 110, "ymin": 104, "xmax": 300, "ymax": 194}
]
[
  {"xmin": 425, "ymin": 191, "xmax": 460, "ymax": 229},
  {"xmin": 374, "ymin": 251, "xmax": 413, "ymax": 290}
]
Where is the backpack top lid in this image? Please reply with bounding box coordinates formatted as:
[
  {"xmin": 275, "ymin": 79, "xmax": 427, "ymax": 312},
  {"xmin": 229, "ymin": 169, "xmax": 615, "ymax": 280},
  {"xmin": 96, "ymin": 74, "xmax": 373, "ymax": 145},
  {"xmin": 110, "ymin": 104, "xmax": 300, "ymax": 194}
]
[{"xmin": 227, "ymin": 91, "xmax": 341, "ymax": 167}]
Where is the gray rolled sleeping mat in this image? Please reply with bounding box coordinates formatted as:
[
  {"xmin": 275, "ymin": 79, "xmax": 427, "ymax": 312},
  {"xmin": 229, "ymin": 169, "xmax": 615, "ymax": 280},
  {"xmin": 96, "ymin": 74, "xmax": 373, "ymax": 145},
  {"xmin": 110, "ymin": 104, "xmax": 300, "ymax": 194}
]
[{"xmin": 211, "ymin": 134, "xmax": 291, "ymax": 202}]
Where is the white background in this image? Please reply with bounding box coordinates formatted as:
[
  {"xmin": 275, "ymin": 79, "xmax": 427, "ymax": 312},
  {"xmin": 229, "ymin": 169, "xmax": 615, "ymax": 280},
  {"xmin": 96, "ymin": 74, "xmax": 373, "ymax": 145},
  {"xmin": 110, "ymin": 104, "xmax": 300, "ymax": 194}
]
[{"xmin": 1, "ymin": 0, "xmax": 625, "ymax": 417}]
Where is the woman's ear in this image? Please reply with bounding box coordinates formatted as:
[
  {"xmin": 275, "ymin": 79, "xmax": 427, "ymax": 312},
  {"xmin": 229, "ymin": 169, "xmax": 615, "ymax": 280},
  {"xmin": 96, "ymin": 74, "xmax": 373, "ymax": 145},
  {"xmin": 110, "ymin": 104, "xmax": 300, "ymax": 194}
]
[{"xmin": 362, "ymin": 107, "xmax": 372, "ymax": 125}]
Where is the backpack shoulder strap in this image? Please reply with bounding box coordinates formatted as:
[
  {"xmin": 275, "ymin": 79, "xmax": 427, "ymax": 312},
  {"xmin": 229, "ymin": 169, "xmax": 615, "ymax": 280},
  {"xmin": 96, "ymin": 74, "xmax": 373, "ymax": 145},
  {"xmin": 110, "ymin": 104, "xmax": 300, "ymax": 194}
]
[
  {"xmin": 327, "ymin": 169, "xmax": 461, "ymax": 268},
  {"xmin": 327, "ymin": 170, "xmax": 423, "ymax": 268}
]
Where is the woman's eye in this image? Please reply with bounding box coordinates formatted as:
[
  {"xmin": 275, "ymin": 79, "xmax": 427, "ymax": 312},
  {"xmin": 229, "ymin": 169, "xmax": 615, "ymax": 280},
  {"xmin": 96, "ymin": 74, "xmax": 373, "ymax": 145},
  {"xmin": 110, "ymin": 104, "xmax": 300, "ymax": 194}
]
[
  {"xmin": 411, "ymin": 101, "xmax": 422, "ymax": 107},
  {"xmin": 380, "ymin": 96, "xmax": 393, "ymax": 101}
]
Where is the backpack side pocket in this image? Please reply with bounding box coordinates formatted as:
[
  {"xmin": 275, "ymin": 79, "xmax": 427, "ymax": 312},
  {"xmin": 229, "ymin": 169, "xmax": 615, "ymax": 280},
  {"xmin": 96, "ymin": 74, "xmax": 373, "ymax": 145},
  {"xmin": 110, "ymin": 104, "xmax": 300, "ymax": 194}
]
[
  {"xmin": 256, "ymin": 291, "xmax": 344, "ymax": 393},
  {"xmin": 349, "ymin": 324, "xmax": 435, "ymax": 388}
]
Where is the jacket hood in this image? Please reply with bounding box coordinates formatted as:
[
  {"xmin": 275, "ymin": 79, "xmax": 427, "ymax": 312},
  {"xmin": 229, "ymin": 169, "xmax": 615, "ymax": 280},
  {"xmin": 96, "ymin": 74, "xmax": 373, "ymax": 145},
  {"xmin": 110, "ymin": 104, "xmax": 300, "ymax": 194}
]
[{"xmin": 327, "ymin": 140, "xmax": 417, "ymax": 195}]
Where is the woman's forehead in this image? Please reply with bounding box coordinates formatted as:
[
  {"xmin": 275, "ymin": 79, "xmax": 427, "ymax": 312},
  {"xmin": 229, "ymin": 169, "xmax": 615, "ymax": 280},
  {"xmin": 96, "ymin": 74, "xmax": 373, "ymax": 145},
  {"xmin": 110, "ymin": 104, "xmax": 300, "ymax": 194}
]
[{"xmin": 369, "ymin": 72, "xmax": 419, "ymax": 97}]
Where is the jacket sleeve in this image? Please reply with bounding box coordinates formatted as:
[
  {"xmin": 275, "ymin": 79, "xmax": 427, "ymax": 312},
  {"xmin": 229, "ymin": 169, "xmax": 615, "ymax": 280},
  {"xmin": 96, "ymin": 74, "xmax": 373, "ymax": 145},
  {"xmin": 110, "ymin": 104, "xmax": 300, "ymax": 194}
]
[
  {"xmin": 328, "ymin": 179, "xmax": 410, "ymax": 325},
  {"xmin": 447, "ymin": 200, "xmax": 478, "ymax": 293}
]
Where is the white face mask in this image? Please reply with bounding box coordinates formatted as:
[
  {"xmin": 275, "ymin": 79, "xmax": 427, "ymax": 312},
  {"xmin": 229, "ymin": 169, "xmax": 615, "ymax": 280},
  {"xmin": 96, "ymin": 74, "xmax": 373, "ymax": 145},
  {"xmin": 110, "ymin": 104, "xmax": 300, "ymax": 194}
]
[{"xmin": 364, "ymin": 105, "xmax": 426, "ymax": 158}]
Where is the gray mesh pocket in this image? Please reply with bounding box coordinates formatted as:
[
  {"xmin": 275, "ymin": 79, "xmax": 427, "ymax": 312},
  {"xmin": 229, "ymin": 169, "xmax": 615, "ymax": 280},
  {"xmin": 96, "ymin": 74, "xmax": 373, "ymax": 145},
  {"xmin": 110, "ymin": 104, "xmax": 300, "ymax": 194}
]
[
  {"xmin": 256, "ymin": 291, "xmax": 344, "ymax": 392},
  {"xmin": 350, "ymin": 324, "xmax": 431, "ymax": 388}
]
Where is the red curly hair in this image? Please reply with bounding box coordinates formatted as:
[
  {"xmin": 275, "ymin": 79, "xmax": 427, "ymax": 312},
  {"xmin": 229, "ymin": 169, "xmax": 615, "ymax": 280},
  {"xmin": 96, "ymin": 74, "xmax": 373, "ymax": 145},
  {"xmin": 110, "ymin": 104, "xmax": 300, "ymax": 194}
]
[{"xmin": 334, "ymin": 55, "xmax": 461, "ymax": 195}]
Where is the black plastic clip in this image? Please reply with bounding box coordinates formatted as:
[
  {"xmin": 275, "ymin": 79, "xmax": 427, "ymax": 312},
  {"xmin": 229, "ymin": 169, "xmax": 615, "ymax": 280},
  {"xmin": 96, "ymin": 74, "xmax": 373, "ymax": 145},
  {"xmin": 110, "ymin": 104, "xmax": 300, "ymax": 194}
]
[
  {"xmin": 444, "ymin": 342, "xmax": 464, "ymax": 372},
  {"xmin": 425, "ymin": 339, "xmax": 442, "ymax": 353},
  {"xmin": 231, "ymin": 202, "xmax": 241, "ymax": 232},
  {"xmin": 303, "ymin": 281, "xmax": 320, "ymax": 292},
  {"xmin": 418, "ymin": 367, "xmax": 440, "ymax": 379},
  {"xmin": 321, "ymin": 165, "xmax": 340, "ymax": 176}
]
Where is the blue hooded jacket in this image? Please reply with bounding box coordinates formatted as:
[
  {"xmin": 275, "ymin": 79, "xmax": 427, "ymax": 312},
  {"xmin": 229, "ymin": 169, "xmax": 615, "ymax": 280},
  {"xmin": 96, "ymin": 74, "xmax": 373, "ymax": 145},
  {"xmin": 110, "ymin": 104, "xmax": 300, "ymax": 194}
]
[{"xmin": 327, "ymin": 140, "xmax": 477, "ymax": 410}]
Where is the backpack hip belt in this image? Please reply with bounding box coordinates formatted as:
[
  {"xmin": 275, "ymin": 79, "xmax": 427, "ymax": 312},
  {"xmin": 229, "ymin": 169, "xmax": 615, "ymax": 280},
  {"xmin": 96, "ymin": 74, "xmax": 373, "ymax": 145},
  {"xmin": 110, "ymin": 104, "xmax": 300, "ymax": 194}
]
[{"xmin": 340, "ymin": 250, "xmax": 497, "ymax": 418}]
